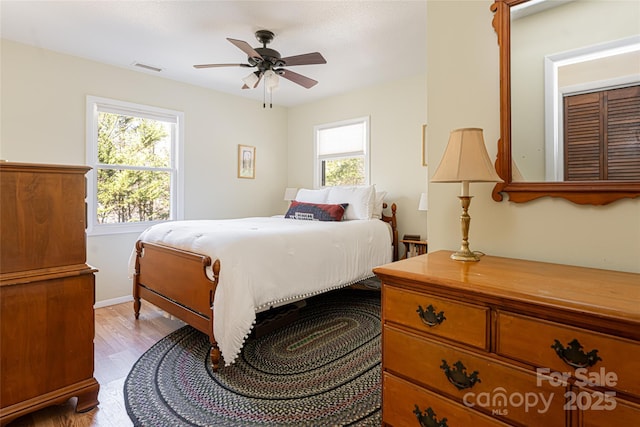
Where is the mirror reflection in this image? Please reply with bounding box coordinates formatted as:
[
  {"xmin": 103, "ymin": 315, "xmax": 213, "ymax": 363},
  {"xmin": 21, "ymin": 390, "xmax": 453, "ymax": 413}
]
[{"xmin": 510, "ymin": 0, "xmax": 640, "ymax": 183}]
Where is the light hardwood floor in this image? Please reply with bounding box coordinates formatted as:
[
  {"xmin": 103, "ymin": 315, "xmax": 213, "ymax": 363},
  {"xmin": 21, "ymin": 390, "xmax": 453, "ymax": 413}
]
[{"xmin": 7, "ymin": 302, "xmax": 185, "ymax": 427}]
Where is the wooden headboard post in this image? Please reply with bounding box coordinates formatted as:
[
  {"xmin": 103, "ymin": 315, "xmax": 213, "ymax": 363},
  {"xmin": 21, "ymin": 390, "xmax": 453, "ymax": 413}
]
[{"xmin": 381, "ymin": 202, "xmax": 399, "ymax": 261}]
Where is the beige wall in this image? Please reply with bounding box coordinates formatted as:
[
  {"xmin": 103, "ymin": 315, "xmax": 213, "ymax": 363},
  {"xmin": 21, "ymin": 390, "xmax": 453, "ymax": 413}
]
[
  {"xmin": 287, "ymin": 74, "xmax": 428, "ymax": 243},
  {"xmin": 1, "ymin": 39, "xmax": 289, "ymax": 304},
  {"xmin": 426, "ymin": 1, "xmax": 639, "ymax": 273},
  {"xmin": 2, "ymin": 0, "xmax": 638, "ymax": 307}
]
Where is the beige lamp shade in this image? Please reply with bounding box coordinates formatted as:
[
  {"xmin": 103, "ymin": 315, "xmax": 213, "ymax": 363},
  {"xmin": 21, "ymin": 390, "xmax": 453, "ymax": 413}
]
[
  {"xmin": 431, "ymin": 128, "xmax": 502, "ymax": 195},
  {"xmin": 431, "ymin": 128, "xmax": 501, "ymax": 261}
]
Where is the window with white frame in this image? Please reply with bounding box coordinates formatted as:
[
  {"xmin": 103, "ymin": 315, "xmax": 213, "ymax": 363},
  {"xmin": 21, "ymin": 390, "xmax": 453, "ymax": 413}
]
[
  {"xmin": 314, "ymin": 117, "xmax": 370, "ymax": 187},
  {"xmin": 86, "ymin": 96, "xmax": 184, "ymax": 235}
]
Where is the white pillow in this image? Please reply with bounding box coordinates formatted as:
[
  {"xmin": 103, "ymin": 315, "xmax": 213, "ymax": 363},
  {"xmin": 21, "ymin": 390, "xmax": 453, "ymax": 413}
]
[
  {"xmin": 371, "ymin": 191, "xmax": 387, "ymax": 219},
  {"xmin": 295, "ymin": 188, "xmax": 330, "ymax": 203},
  {"xmin": 326, "ymin": 185, "xmax": 375, "ymax": 220}
]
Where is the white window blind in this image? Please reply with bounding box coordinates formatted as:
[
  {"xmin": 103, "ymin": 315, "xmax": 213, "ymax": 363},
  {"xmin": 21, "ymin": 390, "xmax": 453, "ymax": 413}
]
[{"xmin": 317, "ymin": 122, "xmax": 367, "ymax": 157}]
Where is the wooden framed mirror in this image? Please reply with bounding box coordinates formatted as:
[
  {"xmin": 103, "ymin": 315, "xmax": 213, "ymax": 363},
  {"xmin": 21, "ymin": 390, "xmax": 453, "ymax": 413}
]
[{"xmin": 490, "ymin": 0, "xmax": 640, "ymax": 205}]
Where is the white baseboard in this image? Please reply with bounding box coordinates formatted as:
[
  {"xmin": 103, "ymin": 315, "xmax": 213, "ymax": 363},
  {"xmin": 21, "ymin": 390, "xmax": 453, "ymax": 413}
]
[{"xmin": 94, "ymin": 294, "xmax": 133, "ymax": 309}]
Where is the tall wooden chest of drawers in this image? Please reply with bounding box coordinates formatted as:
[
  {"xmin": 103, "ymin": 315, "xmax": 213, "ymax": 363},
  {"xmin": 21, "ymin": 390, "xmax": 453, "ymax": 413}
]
[
  {"xmin": 374, "ymin": 251, "xmax": 640, "ymax": 426},
  {"xmin": 0, "ymin": 162, "xmax": 99, "ymax": 425}
]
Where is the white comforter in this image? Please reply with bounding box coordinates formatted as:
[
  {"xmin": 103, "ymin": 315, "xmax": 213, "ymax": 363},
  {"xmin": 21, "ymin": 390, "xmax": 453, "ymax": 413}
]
[{"xmin": 132, "ymin": 216, "xmax": 392, "ymax": 365}]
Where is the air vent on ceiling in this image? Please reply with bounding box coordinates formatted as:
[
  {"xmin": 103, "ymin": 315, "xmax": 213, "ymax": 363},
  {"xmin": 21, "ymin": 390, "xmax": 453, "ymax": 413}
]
[{"xmin": 132, "ymin": 62, "xmax": 163, "ymax": 72}]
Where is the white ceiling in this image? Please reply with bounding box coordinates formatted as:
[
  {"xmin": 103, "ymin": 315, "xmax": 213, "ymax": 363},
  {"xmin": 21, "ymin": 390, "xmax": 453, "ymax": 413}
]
[{"xmin": 1, "ymin": 0, "xmax": 428, "ymax": 107}]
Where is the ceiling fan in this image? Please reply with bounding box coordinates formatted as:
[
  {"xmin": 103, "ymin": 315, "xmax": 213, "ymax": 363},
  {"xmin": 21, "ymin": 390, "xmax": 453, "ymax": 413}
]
[{"xmin": 194, "ymin": 30, "xmax": 326, "ymax": 106}]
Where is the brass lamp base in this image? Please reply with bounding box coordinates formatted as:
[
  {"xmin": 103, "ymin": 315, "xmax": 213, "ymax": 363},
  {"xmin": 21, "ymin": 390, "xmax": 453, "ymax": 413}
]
[
  {"xmin": 451, "ymin": 195, "xmax": 481, "ymax": 262},
  {"xmin": 450, "ymin": 249, "xmax": 481, "ymax": 262}
]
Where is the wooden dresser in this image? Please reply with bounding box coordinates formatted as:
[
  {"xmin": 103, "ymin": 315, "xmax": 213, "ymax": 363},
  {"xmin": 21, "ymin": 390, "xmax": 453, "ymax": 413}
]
[
  {"xmin": 0, "ymin": 162, "xmax": 99, "ymax": 425},
  {"xmin": 374, "ymin": 251, "xmax": 640, "ymax": 426}
]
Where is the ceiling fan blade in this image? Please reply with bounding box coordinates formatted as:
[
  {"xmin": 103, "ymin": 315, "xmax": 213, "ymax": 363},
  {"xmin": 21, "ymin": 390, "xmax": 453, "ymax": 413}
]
[
  {"xmin": 281, "ymin": 52, "xmax": 327, "ymax": 66},
  {"xmin": 279, "ymin": 69, "xmax": 318, "ymax": 89},
  {"xmin": 227, "ymin": 38, "xmax": 263, "ymax": 61},
  {"xmin": 193, "ymin": 63, "xmax": 251, "ymax": 69}
]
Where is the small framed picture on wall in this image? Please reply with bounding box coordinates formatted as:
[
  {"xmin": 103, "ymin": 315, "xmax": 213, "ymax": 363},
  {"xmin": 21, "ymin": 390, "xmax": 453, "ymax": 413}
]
[{"xmin": 238, "ymin": 144, "xmax": 255, "ymax": 179}]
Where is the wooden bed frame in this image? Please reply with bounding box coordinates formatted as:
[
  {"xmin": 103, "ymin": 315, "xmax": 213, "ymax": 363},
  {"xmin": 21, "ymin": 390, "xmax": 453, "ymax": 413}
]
[{"xmin": 133, "ymin": 203, "xmax": 398, "ymax": 370}]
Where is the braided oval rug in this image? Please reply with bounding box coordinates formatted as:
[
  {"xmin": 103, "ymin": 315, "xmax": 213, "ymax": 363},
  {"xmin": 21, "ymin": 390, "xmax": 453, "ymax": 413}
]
[{"xmin": 124, "ymin": 287, "xmax": 382, "ymax": 426}]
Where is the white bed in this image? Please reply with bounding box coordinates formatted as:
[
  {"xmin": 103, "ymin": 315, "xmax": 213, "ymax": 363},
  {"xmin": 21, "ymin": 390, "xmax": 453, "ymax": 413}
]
[{"xmin": 131, "ymin": 186, "xmax": 398, "ymax": 369}]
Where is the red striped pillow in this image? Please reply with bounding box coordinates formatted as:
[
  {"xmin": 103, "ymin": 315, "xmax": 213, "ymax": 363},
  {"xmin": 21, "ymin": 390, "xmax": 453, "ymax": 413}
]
[{"xmin": 285, "ymin": 201, "xmax": 349, "ymax": 221}]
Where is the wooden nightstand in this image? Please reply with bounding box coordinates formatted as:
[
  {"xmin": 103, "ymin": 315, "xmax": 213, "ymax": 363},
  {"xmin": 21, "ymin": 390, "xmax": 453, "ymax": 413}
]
[{"xmin": 400, "ymin": 239, "xmax": 428, "ymax": 259}]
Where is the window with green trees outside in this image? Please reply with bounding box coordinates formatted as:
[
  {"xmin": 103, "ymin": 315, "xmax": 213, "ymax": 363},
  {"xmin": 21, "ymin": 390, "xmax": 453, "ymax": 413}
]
[{"xmin": 86, "ymin": 96, "xmax": 183, "ymax": 235}]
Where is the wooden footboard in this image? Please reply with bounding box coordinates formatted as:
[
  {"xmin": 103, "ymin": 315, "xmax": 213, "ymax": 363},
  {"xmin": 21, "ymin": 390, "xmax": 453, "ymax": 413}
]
[{"xmin": 132, "ymin": 241, "xmax": 222, "ymax": 370}]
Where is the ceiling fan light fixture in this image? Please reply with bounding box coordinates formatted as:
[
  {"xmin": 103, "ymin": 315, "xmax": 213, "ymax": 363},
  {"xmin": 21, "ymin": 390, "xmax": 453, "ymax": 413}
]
[
  {"xmin": 242, "ymin": 71, "xmax": 260, "ymax": 88},
  {"xmin": 264, "ymin": 70, "xmax": 279, "ymax": 93}
]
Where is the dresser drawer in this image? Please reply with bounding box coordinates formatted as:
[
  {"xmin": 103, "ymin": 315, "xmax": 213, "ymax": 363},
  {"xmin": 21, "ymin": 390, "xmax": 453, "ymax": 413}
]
[
  {"xmin": 383, "ymin": 286, "xmax": 488, "ymax": 350},
  {"xmin": 1, "ymin": 274, "xmax": 96, "ymax": 406},
  {"xmin": 574, "ymin": 388, "xmax": 640, "ymax": 426},
  {"xmin": 496, "ymin": 311, "xmax": 640, "ymax": 397},
  {"xmin": 0, "ymin": 166, "xmax": 88, "ymax": 274},
  {"xmin": 383, "ymin": 373, "xmax": 510, "ymax": 427},
  {"xmin": 384, "ymin": 325, "xmax": 567, "ymax": 427}
]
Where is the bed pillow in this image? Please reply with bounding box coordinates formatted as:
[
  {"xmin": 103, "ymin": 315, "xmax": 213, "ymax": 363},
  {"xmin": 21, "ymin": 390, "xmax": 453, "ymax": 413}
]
[
  {"xmin": 295, "ymin": 188, "xmax": 330, "ymax": 204},
  {"xmin": 285, "ymin": 201, "xmax": 349, "ymax": 221},
  {"xmin": 326, "ymin": 185, "xmax": 375, "ymax": 220},
  {"xmin": 371, "ymin": 191, "xmax": 387, "ymax": 219}
]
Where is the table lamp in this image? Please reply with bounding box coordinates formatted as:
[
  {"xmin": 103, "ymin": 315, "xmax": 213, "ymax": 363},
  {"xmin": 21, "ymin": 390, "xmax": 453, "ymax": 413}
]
[
  {"xmin": 431, "ymin": 128, "xmax": 502, "ymax": 261},
  {"xmin": 418, "ymin": 192, "xmax": 428, "ymax": 212}
]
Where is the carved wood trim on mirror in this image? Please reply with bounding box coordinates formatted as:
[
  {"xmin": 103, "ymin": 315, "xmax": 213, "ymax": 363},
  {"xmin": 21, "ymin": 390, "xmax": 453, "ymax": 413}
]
[{"xmin": 490, "ymin": 0, "xmax": 640, "ymax": 205}]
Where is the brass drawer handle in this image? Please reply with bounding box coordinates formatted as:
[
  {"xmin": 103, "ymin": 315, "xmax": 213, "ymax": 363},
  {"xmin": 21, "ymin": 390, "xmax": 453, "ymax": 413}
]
[
  {"xmin": 413, "ymin": 405, "xmax": 449, "ymax": 427},
  {"xmin": 416, "ymin": 304, "xmax": 446, "ymax": 327},
  {"xmin": 551, "ymin": 338, "xmax": 602, "ymax": 368},
  {"xmin": 440, "ymin": 359, "xmax": 481, "ymax": 390}
]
